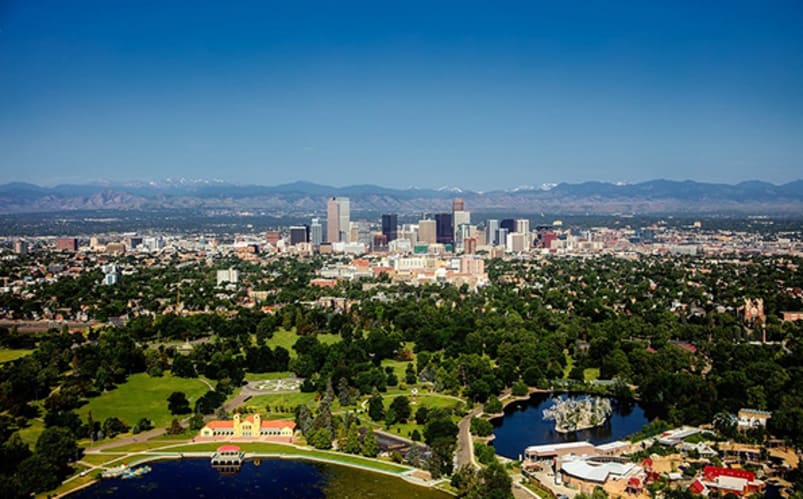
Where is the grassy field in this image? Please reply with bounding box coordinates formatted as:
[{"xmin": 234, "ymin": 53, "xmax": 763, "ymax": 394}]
[
  {"xmin": 378, "ymin": 393, "xmax": 464, "ymax": 439},
  {"xmin": 0, "ymin": 348, "xmax": 34, "ymax": 363},
  {"xmin": 265, "ymin": 329, "xmax": 340, "ymax": 358},
  {"xmin": 163, "ymin": 441, "xmax": 410, "ymax": 473},
  {"xmin": 18, "ymin": 418, "xmax": 45, "ymax": 446},
  {"xmin": 78, "ymin": 372, "xmax": 209, "ymax": 429},
  {"xmin": 243, "ymin": 391, "xmax": 317, "ymax": 414}
]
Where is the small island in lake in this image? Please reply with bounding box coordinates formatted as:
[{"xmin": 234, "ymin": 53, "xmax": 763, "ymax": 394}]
[{"xmin": 542, "ymin": 397, "xmax": 613, "ymax": 433}]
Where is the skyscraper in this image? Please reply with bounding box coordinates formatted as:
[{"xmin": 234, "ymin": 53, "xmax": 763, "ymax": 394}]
[
  {"xmin": 500, "ymin": 218, "xmax": 516, "ymax": 234},
  {"xmin": 310, "ymin": 218, "xmax": 323, "ymax": 247},
  {"xmin": 452, "ymin": 198, "xmax": 464, "ymax": 211},
  {"xmin": 326, "ymin": 197, "xmax": 350, "ymax": 243},
  {"xmin": 486, "ymin": 219, "xmax": 499, "ymax": 245},
  {"xmin": 418, "ymin": 219, "xmax": 437, "ymax": 244},
  {"xmin": 381, "ymin": 214, "xmax": 398, "ymax": 242},
  {"xmin": 435, "ymin": 213, "xmax": 454, "ymax": 246}
]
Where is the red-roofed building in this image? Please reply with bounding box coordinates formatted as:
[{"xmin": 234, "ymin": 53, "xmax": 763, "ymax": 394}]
[
  {"xmin": 696, "ymin": 466, "xmax": 765, "ymax": 496},
  {"xmin": 200, "ymin": 414, "xmax": 296, "ymax": 442}
]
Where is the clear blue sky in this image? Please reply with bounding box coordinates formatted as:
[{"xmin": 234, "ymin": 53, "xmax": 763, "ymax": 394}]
[{"xmin": 1, "ymin": 1, "xmax": 801, "ymax": 190}]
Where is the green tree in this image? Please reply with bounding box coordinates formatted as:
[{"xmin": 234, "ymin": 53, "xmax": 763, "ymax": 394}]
[
  {"xmin": 167, "ymin": 391, "xmax": 191, "ymax": 415},
  {"xmin": 35, "ymin": 427, "xmax": 79, "ymax": 471},
  {"xmin": 480, "ymin": 460, "xmax": 513, "ymax": 499},
  {"xmin": 368, "ymin": 392, "xmax": 385, "ymax": 421},
  {"xmin": 307, "ymin": 428, "xmax": 333, "ymax": 450},
  {"xmin": 343, "ymin": 424, "xmax": 361, "ymax": 454},
  {"xmin": 362, "ymin": 429, "xmax": 379, "ymax": 457},
  {"xmin": 188, "ymin": 413, "xmax": 206, "ymax": 431},
  {"xmin": 405, "ymin": 362, "xmax": 417, "ymax": 384},
  {"xmin": 389, "ymin": 396, "xmax": 412, "ymax": 422},
  {"xmin": 15, "ymin": 454, "xmax": 60, "ymax": 495}
]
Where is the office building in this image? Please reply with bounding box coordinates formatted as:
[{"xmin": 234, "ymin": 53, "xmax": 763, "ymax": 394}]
[
  {"xmin": 486, "ymin": 220, "xmax": 499, "ymax": 245},
  {"xmin": 418, "ymin": 219, "xmax": 437, "ymax": 244},
  {"xmin": 500, "ymin": 218, "xmax": 516, "ymax": 234},
  {"xmin": 381, "ymin": 214, "xmax": 398, "ymax": 242},
  {"xmin": 56, "ymin": 238, "xmax": 78, "ymax": 252},
  {"xmin": 452, "ymin": 198, "xmax": 464, "ymax": 211},
  {"xmin": 497, "ymin": 228, "xmax": 509, "ymax": 248},
  {"xmin": 516, "ymin": 219, "xmax": 530, "ymax": 235},
  {"xmin": 289, "ymin": 226, "xmax": 308, "ymax": 245},
  {"xmin": 326, "ymin": 197, "xmax": 350, "ymax": 243},
  {"xmin": 435, "ymin": 213, "xmax": 454, "ymax": 246},
  {"xmin": 507, "ymin": 232, "xmax": 528, "ymax": 252},
  {"xmin": 310, "ymin": 218, "xmax": 323, "ymax": 247}
]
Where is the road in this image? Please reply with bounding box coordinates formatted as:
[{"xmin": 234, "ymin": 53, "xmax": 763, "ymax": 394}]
[{"xmin": 456, "ymin": 406, "xmax": 482, "ymax": 469}]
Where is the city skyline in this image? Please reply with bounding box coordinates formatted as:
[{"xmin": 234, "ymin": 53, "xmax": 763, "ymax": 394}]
[{"xmin": 2, "ymin": 1, "xmax": 802, "ymax": 189}]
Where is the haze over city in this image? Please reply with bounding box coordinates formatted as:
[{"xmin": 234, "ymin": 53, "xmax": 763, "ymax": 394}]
[{"xmin": 2, "ymin": 1, "xmax": 802, "ymax": 189}]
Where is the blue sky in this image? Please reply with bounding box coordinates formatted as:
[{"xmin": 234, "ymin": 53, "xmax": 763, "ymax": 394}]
[{"xmin": 1, "ymin": 1, "xmax": 801, "ymax": 190}]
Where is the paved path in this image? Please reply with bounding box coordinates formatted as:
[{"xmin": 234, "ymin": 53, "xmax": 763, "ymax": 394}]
[{"xmin": 456, "ymin": 406, "xmax": 482, "ymax": 469}]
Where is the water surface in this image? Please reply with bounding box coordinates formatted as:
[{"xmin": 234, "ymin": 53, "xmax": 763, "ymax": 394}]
[
  {"xmin": 69, "ymin": 458, "xmax": 450, "ymax": 499},
  {"xmin": 491, "ymin": 392, "xmax": 649, "ymax": 459}
]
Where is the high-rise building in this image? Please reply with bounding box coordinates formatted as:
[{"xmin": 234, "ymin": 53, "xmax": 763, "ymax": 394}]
[
  {"xmin": 381, "ymin": 214, "xmax": 398, "ymax": 242},
  {"xmin": 216, "ymin": 268, "xmax": 239, "ymax": 286},
  {"xmin": 500, "ymin": 218, "xmax": 516, "ymax": 234},
  {"xmin": 463, "ymin": 237, "xmax": 477, "ymax": 255},
  {"xmin": 310, "ymin": 218, "xmax": 323, "ymax": 247},
  {"xmin": 507, "ymin": 232, "xmax": 528, "ymax": 252},
  {"xmin": 14, "ymin": 239, "xmax": 27, "ymax": 255},
  {"xmin": 452, "ymin": 198, "xmax": 464, "ymax": 211},
  {"xmin": 486, "ymin": 220, "xmax": 499, "ymax": 245},
  {"xmin": 497, "ymin": 228, "xmax": 509, "ymax": 248},
  {"xmin": 435, "ymin": 213, "xmax": 454, "ymax": 246},
  {"xmin": 326, "ymin": 197, "xmax": 350, "ymax": 243},
  {"xmin": 453, "ymin": 210, "xmax": 470, "ymax": 240},
  {"xmin": 265, "ymin": 231, "xmax": 281, "ymax": 246},
  {"xmin": 516, "ymin": 219, "xmax": 530, "ymax": 235},
  {"xmin": 418, "ymin": 219, "xmax": 437, "ymax": 244},
  {"xmin": 289, "ymin": 226, "xmax": 308, "ymax": 245},
  {"xmin": 56, "ymin": 238, "xmax": 78, "ymax": 252}
]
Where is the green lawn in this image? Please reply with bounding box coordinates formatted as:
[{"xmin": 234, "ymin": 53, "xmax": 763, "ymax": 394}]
[
  {"xmin": 0, "ymin": 348, "xmax": 34, "ymax": 363},
  {"xmin": 163, "ymin": 441, "xmax": 410, "ymax": 473},
  {"xmin": 375, "ymin": 393, "xmax": 464, "ymax": 440},
  {"xmin": 18, "ymin": 418, "xmax": 45, "ymax": 446},
  {"xmin": 265, "ymin": 329, "xmax": 340, "ymax": 358},
  {"xmin": 244, "ymin": 391, "xmax": 317, "ymax": 414},
  {"xmin": 583, "ymin": 368, "xmax": 600, "ymax": 381},
  {"xmin": 78, "ymin": 372, "xmax": 209, "ymax": 429},
  {"xmin": 381, "ymin": 359, "xmax": 414, "ymax": 381}
]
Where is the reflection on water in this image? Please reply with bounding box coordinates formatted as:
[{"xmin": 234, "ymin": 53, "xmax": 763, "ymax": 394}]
[
  {"xmin": 69, "ymin": 458, "xmax": 450, "ymax": 499},
  {"xmin": 490, "ymin": 392, "xmax": 649, "ymax": 459}
]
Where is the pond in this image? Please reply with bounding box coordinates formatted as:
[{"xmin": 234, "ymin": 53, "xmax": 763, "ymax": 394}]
[
  {"xmin": 69, "ymin": 458, "xmax": 451, "ymax": 498},
  {"xmin": 490, "ymin": 392, "xmax": 650, "ymax": 459}
]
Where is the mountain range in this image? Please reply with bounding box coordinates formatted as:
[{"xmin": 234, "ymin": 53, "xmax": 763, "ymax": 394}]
[{"xmin": 0, "ymin": 179, "xmax": 801, "ymax": 215}]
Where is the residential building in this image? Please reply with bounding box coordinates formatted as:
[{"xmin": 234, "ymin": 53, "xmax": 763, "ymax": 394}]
[{"xmin": 216, "ymin": 268, "xmax": 239, "ymax": 286}]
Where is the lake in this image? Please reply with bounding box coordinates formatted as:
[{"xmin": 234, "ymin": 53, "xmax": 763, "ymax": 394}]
[
  {"xmin": 69, "ymin": 458, "xmax": 451, "ymax": 498},
  {"xmin": 490, "ymin": 392, "xmax": 650, "ymax": 459}
]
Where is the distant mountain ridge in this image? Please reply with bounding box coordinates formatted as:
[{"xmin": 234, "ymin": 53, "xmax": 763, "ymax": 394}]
[{"xmin": 0, "ymin": 179, "xmax": 801, "ymax": 215}]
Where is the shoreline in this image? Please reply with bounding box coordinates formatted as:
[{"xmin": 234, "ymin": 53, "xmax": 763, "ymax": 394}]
[{"xmin": 58, "ymin": 444, "xmax": 452, "ymax": 498}]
